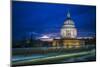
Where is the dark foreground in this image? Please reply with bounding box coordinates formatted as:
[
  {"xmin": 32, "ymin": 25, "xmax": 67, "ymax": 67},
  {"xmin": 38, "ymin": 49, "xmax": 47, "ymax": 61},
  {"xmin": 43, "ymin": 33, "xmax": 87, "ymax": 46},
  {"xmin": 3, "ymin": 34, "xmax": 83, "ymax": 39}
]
[{"xmin": 12, "ymin": 46, "xmax": 96, "ymax": 66}]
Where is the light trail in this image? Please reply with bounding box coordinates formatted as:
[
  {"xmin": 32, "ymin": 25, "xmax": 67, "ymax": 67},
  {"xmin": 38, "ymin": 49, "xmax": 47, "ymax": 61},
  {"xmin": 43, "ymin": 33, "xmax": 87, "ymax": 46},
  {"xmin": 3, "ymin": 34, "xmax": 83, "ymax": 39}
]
[{"xmin": 12, "ymin": 49, "xmax": 95, "ymax": 66}]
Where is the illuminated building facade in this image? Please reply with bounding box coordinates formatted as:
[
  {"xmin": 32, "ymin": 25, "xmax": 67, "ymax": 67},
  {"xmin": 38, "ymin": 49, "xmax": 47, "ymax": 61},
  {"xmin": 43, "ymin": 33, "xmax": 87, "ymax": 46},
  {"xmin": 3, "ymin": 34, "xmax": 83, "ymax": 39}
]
[
  {"xmin": 52, "ymin": 12, "xmax": 84, "ymax": 48},
  {"xmin": 61, "ymin": 12, "xmax": 77, "ymax": 38}
]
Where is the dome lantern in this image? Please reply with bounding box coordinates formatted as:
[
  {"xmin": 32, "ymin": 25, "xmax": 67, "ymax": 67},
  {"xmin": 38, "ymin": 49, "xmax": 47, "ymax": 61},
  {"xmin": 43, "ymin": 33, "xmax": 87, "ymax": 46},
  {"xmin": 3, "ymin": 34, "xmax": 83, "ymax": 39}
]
[{"xmin": 67, "ymin": 11, "xmax": 71, "ymax": 18}]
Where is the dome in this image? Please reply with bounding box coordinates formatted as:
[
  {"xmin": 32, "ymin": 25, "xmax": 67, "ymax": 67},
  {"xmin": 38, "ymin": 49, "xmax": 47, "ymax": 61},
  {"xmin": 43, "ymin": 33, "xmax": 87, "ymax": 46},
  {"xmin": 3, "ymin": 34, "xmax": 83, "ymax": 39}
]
[
  {"xmin": 64, "ymin": 19, "xmax": 74, "ymax": 25},
  {"xmin": 62, "ymin": 12, "xmax": 75, "ymax": 28},
  {"xmin": 61, "ymin": 12, "xmax": 77, "ymax": 38},
  {"xmin": 64, "ymin": 11, "xmax": 74, "ymax": 25}
]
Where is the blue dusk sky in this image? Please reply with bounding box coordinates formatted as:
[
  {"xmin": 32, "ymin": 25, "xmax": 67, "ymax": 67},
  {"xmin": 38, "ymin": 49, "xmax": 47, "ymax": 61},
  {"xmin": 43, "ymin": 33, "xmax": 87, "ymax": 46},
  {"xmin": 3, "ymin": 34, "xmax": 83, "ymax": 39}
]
[{"xmin": 12, "ymin": 1, "xmax": 96, "ymax": 40}]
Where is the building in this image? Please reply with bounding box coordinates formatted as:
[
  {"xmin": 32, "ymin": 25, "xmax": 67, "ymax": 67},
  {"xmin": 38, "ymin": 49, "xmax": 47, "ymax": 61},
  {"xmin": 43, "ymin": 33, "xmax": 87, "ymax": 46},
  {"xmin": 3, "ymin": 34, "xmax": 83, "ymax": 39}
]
[
  {"xmin": 38, "ymin": 12, "xmax": 96, "ymax": 49},
  {"xmin": 61, "ymin": 12, "xmax": 77, "ymax": 38},
  {"xmin": 16, "ymin": 12, "xmax": 95, "ymax": 49},
  {"xmin": 52, "ymin": 12, "xmax": 84, "ymax": 48},
  {"xmin": 39, "ymin": 35, "xmax": 53, "ymax": 42}
]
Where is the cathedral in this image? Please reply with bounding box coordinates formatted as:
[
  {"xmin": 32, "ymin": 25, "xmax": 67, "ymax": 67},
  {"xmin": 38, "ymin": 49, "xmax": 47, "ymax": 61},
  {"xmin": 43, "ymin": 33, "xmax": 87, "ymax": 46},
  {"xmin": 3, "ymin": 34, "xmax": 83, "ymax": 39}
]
[
  {"xmin": 52, "ymin": 12, "xmax": 85, "ymax": 48},
  {"xmin": 61, "ymin": 12, "xmax": 77, "ymax": 38},
  {"xmin": 27, "ymin": 12, "xmax": 95, "ymax": 48}
]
